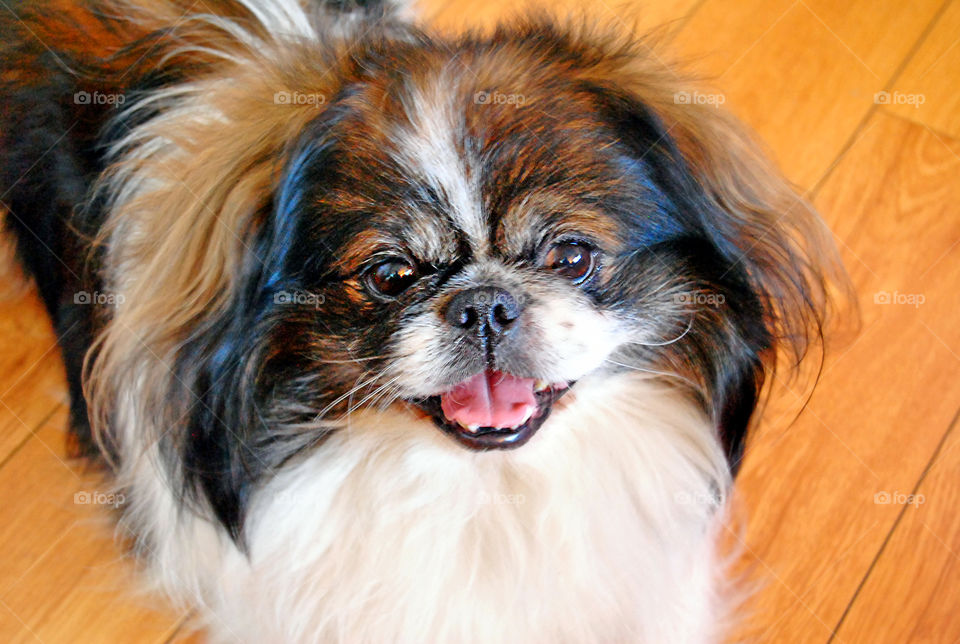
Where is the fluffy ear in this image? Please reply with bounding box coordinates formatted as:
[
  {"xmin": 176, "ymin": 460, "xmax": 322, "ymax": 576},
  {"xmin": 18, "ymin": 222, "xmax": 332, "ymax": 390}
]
[
  {"xmin": 671, "ymin": 107, "xmax": 844, "ymax": 355},
  {"xmin": 174, "ymin": 115, "xmax": 347, "ymax": 541},
  {"xmin": 661, "ymin": 98, "xmax": 848, "ymax": 469},
  {"xmin": 80, "ymin": 40, "xmax": 348, "ymax": 539},
  {"xmin": 568, "ymin": 29, "xmax": 848, "ymax": 470},
  {"xmin": 498, "ymin": 18, "xmax": 850, "ymax": 470}
]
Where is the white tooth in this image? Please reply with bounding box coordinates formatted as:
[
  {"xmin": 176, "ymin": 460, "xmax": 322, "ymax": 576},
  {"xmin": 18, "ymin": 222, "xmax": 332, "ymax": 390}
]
[
  {"xmin": 467, "ymin": 424, "xmax": 480, "ymax": 433},
  {"xmin": 534, "ymin": 380, "xmax": 549, "ymax": 392},
  {"xmin": 517, "ymin": 407, "xmax": 535, "ymax": 427}
]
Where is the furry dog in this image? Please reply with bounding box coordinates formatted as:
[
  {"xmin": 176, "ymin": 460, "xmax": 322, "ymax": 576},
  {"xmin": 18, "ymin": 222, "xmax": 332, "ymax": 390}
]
[{"xmin": 0, "ymin": 0, "xmax": 842, "ymax": 641}]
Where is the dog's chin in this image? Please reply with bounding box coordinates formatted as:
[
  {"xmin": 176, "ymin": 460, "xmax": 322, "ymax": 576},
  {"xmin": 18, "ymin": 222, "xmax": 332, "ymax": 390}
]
[{"xmin": 409, "ymin": 370, "xmax": 574, "ymax": 451}]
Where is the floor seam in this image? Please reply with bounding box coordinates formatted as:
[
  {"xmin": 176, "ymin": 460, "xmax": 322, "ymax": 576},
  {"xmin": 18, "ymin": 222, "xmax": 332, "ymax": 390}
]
[{"xmin": 827, "ymin": 404, "xmax": 960, "ymax": 641}]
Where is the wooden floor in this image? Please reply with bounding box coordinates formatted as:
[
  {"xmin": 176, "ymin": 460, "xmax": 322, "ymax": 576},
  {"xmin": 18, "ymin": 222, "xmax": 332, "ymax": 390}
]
[{"xmin": 1, "ymin": 0, "xmax": 958, "ymax": 642}]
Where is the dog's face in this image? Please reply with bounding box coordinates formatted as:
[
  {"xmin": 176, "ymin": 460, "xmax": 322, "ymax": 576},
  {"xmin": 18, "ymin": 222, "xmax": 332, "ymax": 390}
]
[
  {"xmin": 89, "ymin": 24, "xmax": 835, "ymax": 536},
  {"xmin": 258, "ymin": 51, "xmax": 761, "ymax": 456}
]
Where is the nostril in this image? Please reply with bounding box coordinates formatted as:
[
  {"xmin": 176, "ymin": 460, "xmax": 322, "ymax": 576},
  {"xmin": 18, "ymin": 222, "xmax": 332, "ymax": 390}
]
[
  {"xmin": 446, "ymin": 295, "xmax": 481, "ymax": 330},
  {"xmin": 492, "ymin": 302, "xmax": 518, "ymax": 327},
  {"xmin": 457, "ymin": 306, "xmax": 478, "ymax": 329}
]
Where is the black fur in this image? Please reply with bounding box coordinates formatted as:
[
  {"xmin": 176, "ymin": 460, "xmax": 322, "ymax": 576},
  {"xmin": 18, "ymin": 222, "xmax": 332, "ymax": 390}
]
[{"xmin": 0, "ymin": 31, "xmax": 111, "ymax": 456}]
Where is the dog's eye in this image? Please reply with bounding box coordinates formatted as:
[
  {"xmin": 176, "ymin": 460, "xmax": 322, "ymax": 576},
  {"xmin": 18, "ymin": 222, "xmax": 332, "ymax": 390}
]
[
  {"xmin": 366, "ymin": 258, "xmax": 419, "ymax": 297},
  {"xmin": 544, "ymin": 241, "xmax": 595, "ymax": 283}
]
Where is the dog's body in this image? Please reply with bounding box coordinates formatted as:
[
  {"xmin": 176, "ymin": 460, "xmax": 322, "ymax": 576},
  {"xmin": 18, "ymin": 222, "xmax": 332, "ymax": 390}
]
[{"xmin": 1, "ymin": 1, "xmax": 840, "ymax": 641}]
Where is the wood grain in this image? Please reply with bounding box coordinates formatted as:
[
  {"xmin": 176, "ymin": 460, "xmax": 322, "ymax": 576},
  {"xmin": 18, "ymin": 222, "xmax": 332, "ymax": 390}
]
[
  {"xmin": 0, "ymin": 286, "xmax": 68, "ymax": 464},
  {"xmin": 729, "ymin": 111, "xmax": 960, "ymax": 641},
  {"xmin": 0, "ymin": 410, "xmax": 183, "ymax": 643},
  {"xmin": 670, "ymin": 0, "xmax": 945, "ymax": 189},
  {"xmin": 826, "ymin": 122, "xmax": 960, "ymax": 644},
  {"xmin": 883, "ymin": 0, "xmax": 960, "ymax": 138},
  {"xmin": 833, "ymin": 410, "xmax": 960, "ymax": 642}
]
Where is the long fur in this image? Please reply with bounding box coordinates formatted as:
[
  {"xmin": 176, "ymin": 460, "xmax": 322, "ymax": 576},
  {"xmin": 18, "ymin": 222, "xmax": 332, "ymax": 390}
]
[{"xmin": 0, "ymin": 1, "xmax": 845, "ymax": 641}]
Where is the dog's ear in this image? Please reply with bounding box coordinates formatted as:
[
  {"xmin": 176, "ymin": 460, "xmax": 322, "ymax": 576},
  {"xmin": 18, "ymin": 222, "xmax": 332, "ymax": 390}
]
[
  {"xmin": 673, "ymin": 105, "xmax": 844, "ymax": 353},
  {"xmin": 170, "ymin": 111, "xmax": 350, "ymax": 543},
  {"xmin": 668, "ymin": 101, "xmax": 848, "ymax": 470},
  {"xmin": 82, "ymin": 57, "xmax": 347, "ymax": 538},
  {"xmin": 581, "ymin": 65, "xmax": 846, "ymax": 471}
]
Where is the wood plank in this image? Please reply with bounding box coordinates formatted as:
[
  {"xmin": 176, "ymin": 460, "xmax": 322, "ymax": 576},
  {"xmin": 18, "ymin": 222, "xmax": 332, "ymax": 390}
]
[
  {"xmin": 671, "ymin": 0, "xmax": 944, "ymax": 189},
  {"xmin": 0, "ymin": 411, "xmax": 183, "ymax": 643},
  {"xmin": 829, "ymin": 125, "xmax": 960, "ymax": 643},
  {"xmin": 0, "ymin": 278, "xmax": 67, "ymax": 463},
  {"xmin": 728, "ymin": 112, "xmax": 960, "ymax": 640},
  {"xmin": 883, "ymin": 0, "xmax": 960, "ymax": 138},
  {"xmin": 834, "ymin": 409, "xmax": 960, "ymax": 642}
]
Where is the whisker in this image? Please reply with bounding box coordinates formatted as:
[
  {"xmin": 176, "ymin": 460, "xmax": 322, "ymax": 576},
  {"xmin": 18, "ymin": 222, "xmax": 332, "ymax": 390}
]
[
  {"xmin": 602, "ymin": 359, "xmax": 699, "ymax": 390},
  {"xmin": 311, "ymin": 371, "xmax": 383, "ymax": 423},
  {"xmin": 626, "ymin": 316, "xmax": 695, "ymax": 347},
  {"xmin": 369, "ymin": 381, "xmax": 406, "ymax": 415},
  {"xmin": 344, "ymin": 375, "xmax": 402, "ymax": 417}
]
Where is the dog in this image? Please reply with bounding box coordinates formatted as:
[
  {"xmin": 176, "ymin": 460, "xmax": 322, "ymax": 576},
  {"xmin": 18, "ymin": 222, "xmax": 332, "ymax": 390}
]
[{"xmin": 0, "ymin": 0, "xmax": 843, "ymax": 641}]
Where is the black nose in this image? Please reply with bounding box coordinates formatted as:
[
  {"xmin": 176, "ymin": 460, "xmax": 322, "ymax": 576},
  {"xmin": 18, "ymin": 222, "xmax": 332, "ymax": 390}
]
[{"xmin": 445, "ymin": 286, "xmax": 522, "ymax": 338}]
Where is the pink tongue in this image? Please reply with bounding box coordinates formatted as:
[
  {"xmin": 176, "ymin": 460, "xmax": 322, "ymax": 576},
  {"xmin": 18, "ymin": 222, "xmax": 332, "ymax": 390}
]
[{"xmin": 440, "ymin": 371, "xmax": 537, "ymax": 429}]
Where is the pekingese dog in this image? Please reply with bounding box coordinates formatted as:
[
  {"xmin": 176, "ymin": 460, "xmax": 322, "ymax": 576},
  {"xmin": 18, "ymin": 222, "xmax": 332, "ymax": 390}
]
[{"xmin": 1, "ymin": 0, "xmax": 843, "ymax": 641}]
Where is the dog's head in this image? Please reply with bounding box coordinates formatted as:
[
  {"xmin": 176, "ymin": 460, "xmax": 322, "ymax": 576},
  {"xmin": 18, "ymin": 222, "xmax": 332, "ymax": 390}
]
[{"xmin": 90, "ymin": 21, "xmax": 841, "ymax": 538}]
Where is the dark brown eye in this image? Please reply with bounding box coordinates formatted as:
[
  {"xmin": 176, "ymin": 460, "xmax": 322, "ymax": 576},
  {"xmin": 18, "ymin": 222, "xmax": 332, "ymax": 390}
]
[
  {"xmin": 544, "ymin": 241, "xmax": 595, "ymax": 283},
  {"xmin": 366, "ymin": 259, "xmax": 418, "ymax": 297}
]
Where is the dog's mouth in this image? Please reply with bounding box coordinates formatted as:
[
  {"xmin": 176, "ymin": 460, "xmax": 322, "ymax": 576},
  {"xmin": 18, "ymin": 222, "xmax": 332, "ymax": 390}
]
[{"xmin": 412, "ymin": 370, "xmax": 572, "ymax": 450}]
